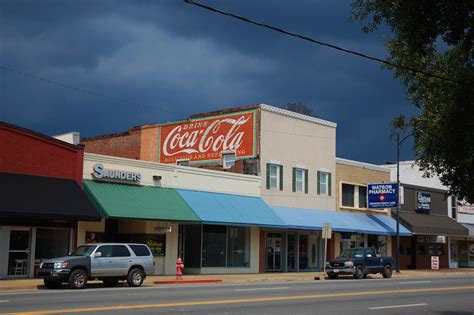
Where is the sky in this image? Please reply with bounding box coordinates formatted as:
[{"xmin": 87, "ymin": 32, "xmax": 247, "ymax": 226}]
[{"xmin": 0, "ymin": 0, "xmax": 418, "ymax": 164}]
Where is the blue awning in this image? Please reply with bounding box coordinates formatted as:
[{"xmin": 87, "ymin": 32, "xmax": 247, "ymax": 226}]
[
  {"xmin": 272, "ymin": 206, "xmax": 411, "ymax": 236},
  {"xmin": 176, "ymin": 189, "xmax": 287, "ymax": 228}
]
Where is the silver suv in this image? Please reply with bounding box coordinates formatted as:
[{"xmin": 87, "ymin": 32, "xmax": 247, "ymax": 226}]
[{"xmin": 37, "ymin": 243, "xmax": 155, "ymax": 289}]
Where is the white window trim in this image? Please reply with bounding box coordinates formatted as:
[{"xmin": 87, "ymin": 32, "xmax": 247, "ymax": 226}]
[
  {"xmin": 319, "ymin": 171, "xmax": 329, "ymax": 196},
  {"xmin": 222, "ymin": 151, "xmax": 236, "ymax": 169},
  {"xmin": 294, "ymin": 168, "xmax": 305, "ymax": 193},
  {"xmin": 269, "ymin": 163, "xmax": 280, "ymax": 189}
]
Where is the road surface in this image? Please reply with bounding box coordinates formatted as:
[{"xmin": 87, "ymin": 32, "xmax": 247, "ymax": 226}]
[{"xmin": 0, "ymin": 275, "xmax": 473, "ymax": 314}]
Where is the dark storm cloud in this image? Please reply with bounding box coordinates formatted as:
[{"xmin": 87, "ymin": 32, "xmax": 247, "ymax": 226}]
[{"xmin": 0, "ymin": 0, "xmax": 416, "ymax": 163}]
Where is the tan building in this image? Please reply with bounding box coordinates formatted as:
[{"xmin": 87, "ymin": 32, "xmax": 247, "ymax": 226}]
[{"xmin": 333, "ymin": 158, "xmax": 398, "ymax": 258}]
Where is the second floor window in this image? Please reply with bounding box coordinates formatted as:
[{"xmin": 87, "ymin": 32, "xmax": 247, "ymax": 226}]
[
  {"xmin": 342, "ymin": 183, "xmax": 368, "ymax": 209},
  {"xmin": 292, "ymin": 168, "xmax": 308, "ymax": 193},
  {"xmin": 222, "ymin": 152, "xmax": 236, "ymax": 169},
  {"xmin": 317, "ymin": 171, "xmax": 331, "ymax": 196},
  {"xmin": 266, "ymin": 163, "xmax": 283, "ymax": 190}
]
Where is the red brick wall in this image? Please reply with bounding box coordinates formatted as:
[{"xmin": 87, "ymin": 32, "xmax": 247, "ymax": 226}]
[
  {"xmin": 392, "ymin": 236, "xmax": 449, "ymax": 269},
  {"xmin": 0, "ymin": 124, "xmax": 84, "ymax": 185},
  {"xmin": 82, "ymin": 128, "xmax": 141, "ymax": 160}
]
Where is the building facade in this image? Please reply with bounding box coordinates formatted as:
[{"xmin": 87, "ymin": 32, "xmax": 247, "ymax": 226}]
[
  {"xmin": 335, "ymin": 158, "xmax": 395, "ymax": 257},
  {"xmin": 383, "ymin": 161, "xmax": 469, "ymax": 269},
  {"xmin": 82, "ymin": 104, "xmax": 337, "ymax": 272},
  {"xmin": 79, "ymin": 153, "xmax": 284, "ymax": 275},
  {"xmin": 0, "ymin": 122, "xmax": 100, "ymax": 279}
]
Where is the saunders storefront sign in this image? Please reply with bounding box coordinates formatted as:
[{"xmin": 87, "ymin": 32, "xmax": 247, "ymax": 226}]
[
  {"xmin": 368, "ymin": 183, "xmax": 399, "ymax": 209},
  {"xmin": 92, "ymin": 163, "xmax": 142, "ymax": 182},
  {"xmin": 159, "ymin": 110, "xmax": 256, "ymax": 164}
]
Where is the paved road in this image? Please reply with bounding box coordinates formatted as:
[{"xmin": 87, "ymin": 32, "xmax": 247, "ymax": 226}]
[{"xmin": 0, "ymin": 276, "xmax": 473, "ymax": 314}]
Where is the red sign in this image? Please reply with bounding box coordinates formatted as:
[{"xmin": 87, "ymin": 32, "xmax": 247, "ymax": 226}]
[
  {"xmin": 159, "ymin": 110, "xmax": 256, "ymax": 164},
  {"xmin": 431, "ymin": 256, "xmax": 439, "ymax": 270}
]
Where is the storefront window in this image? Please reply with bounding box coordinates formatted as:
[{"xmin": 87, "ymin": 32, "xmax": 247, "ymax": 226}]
[
  {"xmin": 227, "ymin": 227, "xmax": 250, "ymax": 267},
  {"xmin": 417, "ymin": 245, "xmax": 426, "ymax": 255},
  {"xmin": 340, "ymin": 234, "xmax": 365, "ymax": 253},
  {"xmin": 368, "ymin": 235, "xmax": 387, "ymax": 256},
  {"xmin": 202, "ymin": 225, "xmax": 227, "ymax": 267},
  {"xmin": 118, "ymin": 234, "xmax": 166, "ymax": 256},
  {"xmin": 183, "ymin": 224, "xmax": 202, "ymax": 268},
  {"xmin": 35, "ymin": 228, "xmax": 70, "ymax": 260}
]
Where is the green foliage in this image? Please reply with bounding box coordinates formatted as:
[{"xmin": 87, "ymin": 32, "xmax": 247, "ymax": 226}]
[
  {"xmin": 352, "ymin": 0, "xmax": 474, "ymax": 202},
  {"xmin": 283, "ymin": 102, "xmax": 316, "ymax": 117}
]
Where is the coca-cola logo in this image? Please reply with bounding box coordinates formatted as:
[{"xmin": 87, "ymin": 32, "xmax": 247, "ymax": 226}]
[{"xmin": 159, "ymin": 111, "xmax": 256, "ymax": 164}]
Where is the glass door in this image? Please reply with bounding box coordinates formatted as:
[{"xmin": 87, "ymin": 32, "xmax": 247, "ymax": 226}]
[
  {"xmin": 266, "ymin": 233, "xmax": 282, "ymax": 271},
  {"xmin": 8, "ymin": 229, "xmax": 31, "ymax": 277},
  {"xmin": 287, "ymin": 234, "xmax": 296, "ymax": 271}
]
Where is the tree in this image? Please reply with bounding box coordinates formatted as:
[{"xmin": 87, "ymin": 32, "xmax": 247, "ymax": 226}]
[
  {"xmin": 352, "ymin": 0, "xmax": 474, "ymax": 202},
  {"xmin": 283, "ymin": 102, "xmax": 316, "ymax": 117}
]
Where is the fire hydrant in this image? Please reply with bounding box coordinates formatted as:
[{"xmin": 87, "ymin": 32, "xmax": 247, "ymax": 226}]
[{"xmin": 176, "ymin": 257, "xmax": 184, "ymax": 280}]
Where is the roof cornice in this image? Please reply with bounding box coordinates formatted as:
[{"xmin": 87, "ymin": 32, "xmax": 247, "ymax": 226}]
[{"xmin": 260, "ymin": 104, "xmax": 337, "ymax": 128}]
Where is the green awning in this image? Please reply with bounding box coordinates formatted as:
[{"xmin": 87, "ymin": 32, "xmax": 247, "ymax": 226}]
[{"xmin": 83, "ymin": 180, "xmax": 200, "ymax": 222}]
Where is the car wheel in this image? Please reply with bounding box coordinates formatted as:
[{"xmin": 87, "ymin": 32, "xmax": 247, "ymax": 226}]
[
  {"xmin": 353, "ymin": 266, "xmax": 365, "ymax": 279},
  {"xmin": 68, "ymin": 269, "xmax": 88, "ymax": 289},
  {"xmin": 103, "ymin": 280, "xmax": 119, "ymax": 287},
  {"xmin": 127, "ymin": 268, "xmax": 144, "ymax": 287},
  {"xmin": 328, "ymin": 274, "xmax": 338, "ymax": 279},
  {"xmin": 43, "ymin": 279, "xmax": 61, "ymax": 289},
  {"xmin": 382, "ymin": 265, "xmax": 393, "ymax": 278}
]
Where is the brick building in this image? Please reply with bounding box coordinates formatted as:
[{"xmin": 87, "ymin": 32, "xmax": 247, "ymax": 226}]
[{"xmin": 0, "ymin": 122, "xmax": 100, "ymax": 278}]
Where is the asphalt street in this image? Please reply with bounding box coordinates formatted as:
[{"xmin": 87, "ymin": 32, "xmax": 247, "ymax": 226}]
[{"xmin": 0, "ymin": 276, "xmax": 473, "ymax": 315}]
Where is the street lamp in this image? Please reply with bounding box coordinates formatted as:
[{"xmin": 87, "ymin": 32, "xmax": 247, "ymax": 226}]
[{"xmin": 396, "ymin": 132, "xmax": 412, "ymax": 273}]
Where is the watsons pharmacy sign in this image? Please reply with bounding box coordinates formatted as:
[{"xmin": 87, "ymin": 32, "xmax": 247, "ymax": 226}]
[
  {"xmin": 368, "ymin": 183, "xmax": 399, "ymax": 209},
  {"xmin": 92, "ymin": 163, "xmax": 142, "ymax": 182}
]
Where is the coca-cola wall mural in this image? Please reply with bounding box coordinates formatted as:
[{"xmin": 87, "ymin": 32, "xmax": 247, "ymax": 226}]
[{"xmin": 159, "ymin": 110, "xmax": 257, "ymax": 164}]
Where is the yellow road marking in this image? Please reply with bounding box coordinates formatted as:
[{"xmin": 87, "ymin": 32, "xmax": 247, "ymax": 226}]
[{"xmin": 6, "ymin": 285, "xmax": 474, "ymax": 315}]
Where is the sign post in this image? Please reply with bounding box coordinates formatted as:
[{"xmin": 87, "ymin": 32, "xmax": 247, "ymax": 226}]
[{"xmin": 322, "ymin": 223, "xmax": 332, "ymax": 275}]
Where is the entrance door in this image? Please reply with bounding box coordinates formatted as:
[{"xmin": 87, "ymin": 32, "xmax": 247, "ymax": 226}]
[
  {"xmin": 8, "ymin": 229, "xmax": 31, "ymax": 277},
  {"xmin": 266, "ymin": 233, "xmax": 282, "ymax": 271}
]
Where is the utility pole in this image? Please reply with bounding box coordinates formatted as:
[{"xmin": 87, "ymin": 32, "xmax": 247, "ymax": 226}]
[{"xmin": 396, "ymin": 132, "xmax": 412, "ymax": 273}]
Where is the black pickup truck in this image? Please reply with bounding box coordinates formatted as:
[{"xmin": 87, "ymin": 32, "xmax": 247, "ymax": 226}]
[{"xmin": 326, "ymin": 247, "xmax": 393, "ymax": 279}]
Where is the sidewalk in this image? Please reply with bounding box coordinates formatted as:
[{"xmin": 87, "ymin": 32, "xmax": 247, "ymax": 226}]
[{"xmin": 1, "ymin": 269, "xmax": 473, "ymax": 292}]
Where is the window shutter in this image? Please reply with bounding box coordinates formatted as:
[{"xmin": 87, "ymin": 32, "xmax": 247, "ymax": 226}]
[
  {"xmin": 328, "ymin": 173, "xmax": 332, "ymax": 196},
  {"xmin": 304, "ymin": 169, "xmax": 308, "ymax": 194},
  {"xmin": 279, "ymin": 165, "xmax": 284, "ymax": 191},
  {"xmin": 317, "ymin": 171, "xmax": 321, "ymax": 195},
  {"xmin": 266, "ymin": 164, "xmax": 270, "ymax": 189},
  {"xmin": 292, "ymin": 167, "xmax": 296, "ymax": 192}
]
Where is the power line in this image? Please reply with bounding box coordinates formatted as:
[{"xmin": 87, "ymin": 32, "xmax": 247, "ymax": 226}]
[
  {"xmin": 184, "ymin": 0, "xmax": 467, "ymax": 86},
  {"xmin": 0, "ymin": 65, "xmax": 183, "ymax": 117}
]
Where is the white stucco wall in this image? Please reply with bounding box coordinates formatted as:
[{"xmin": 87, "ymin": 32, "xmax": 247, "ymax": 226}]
[
  {"xmin": 259, "ymin": 106, "xmax": 337, "ymax": 210},
  {"xmin": 382, "ymin": 161, "xmax": 474, "ymax": 225},
  {"xmin": 83, "ymin": 153, "xmax": 262, "ymax": 196}
]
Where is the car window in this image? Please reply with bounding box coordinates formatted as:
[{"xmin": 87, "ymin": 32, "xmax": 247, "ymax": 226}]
[
  {"xmin": 71, "ymin": 245, "xmax": 96, "ymax": 256},
  {"xmin": 97, "ymin": 245, "xmax": 113, "ymax": 257},
  {"xmin": 129, "ymin": 245, "xmax": 151, "ymax": 257},
  {"xmin": 337, "ymin": 248, "xmax": 364, "ymax": 258},
  {"xmin": 112, "ymin": 245, "xmax": 131, "ymax": 257}
]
